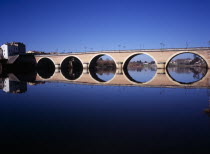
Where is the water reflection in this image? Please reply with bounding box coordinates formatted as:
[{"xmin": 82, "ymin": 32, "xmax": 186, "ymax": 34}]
[
  {"xmin": 89, "ymin": 55, "xmax": 116, "ymax": 82},
  {"xmin": 167, "ymin": 66, "xmax": 207, "ymax": 84},
  {"xmin": 124, "ymin": 65, "xmax": 157, "ymax": 83},
  {"xmin": 0, "ymin": 64, "xmax": 209, "ymax": 95},
  {"xmin": 90, "ymin": 67, "xmax": 116, "ymax": 82},
  {"xmin": 0, "ymin": 75, "xmax": 27, "ymax": 94},
  {"xmin": 1, "ymin": 56, "xmax": 210, "ymax": 153}
]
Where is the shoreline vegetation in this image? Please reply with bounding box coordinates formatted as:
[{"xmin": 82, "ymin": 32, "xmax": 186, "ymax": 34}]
[
  {"xmin": 95, "ymin": 56, "xmax": 207, "ymax": 69},
  {"xmin": 95, "ymin": 59, "xmax": 157, "ymax": 69},
  {"xmin": 168, "ymin": 64, "xmax": 207, "ymax": 68}
]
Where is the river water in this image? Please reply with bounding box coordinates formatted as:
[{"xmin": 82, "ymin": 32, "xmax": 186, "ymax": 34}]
[{"xmin": 0, "ymin": 66, "xmax": 210, "ymax": 153}]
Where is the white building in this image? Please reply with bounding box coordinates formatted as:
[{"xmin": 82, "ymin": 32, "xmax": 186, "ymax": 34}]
[{"xmin": 0, "ymin": 42, "xmax": 26, "ymax": 59}]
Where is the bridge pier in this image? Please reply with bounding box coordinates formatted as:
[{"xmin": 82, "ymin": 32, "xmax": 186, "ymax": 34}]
[
  {"xmin": 83, "ymin": 63, "xmax": 89, "ymax": 69},
  {"xmin": 116, "ymin": 62, "xmax": 123, "ymax": 74},
  {"xmin": 55, "ymin": 64, "xmax": 60, "ymax": 69},
  {"xmin": 157, "ymin": 69, "xmax": 165, "ymax": 74},
  {"xmin": 157, "ymin": 62, "xmax": 166, "ymax": 69},
  {"xmin": 83, "ymin": 68, "xmax": 89, "ymax": 74},
  {"xmin": 82, "ymin": 63, "xmax": 89, "ymax": 74},
  {"xmin": 55, "ymin": 68, "xmax": 60, "ymax": 73}
]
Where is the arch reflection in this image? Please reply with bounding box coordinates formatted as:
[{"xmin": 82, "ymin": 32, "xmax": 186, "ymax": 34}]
[
  {"xmin": 89, "ymin": 55, "xmax": 116, "ymax": 82},
  {"xmin": 123, "ymin": 54, "xmax": 157, "ymax": 83},
  {"xmin": 167, "ymin": 53, "xmax": 208, "ymax": 84},
  {"xmin": 61, "ymin": 56, "xmax": 83, "ymax": 80},
  {"xmin": 37, "ymin": 58, "xmax": 55, "ymax": 79}
]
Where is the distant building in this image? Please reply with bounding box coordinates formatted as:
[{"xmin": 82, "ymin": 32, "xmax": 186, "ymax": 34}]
[
  {"xmin": 170, "ymin": 58, "xmax": 192, "ymax": 65},
  {"xmin": 0, "ymin": 42, "xmax": 26, "ymax": 59},
  {"xmin": 26, "ymin": 50, "xmax": 46, "ymax": 55}
]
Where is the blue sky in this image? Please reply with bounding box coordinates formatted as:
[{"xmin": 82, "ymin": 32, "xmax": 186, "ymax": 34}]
[{"xmin": 1, "ymin": 0, "xmax": 210, "ymax": 53}]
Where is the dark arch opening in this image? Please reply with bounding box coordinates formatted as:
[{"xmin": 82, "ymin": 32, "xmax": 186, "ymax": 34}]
[
  {"xmin": 123, "ymin": 54, "xmax": 157, "ymax": 83},
  {"xmin": 166, "ymin": 52, "xmax": 208, "ymax": 84},
  {"xmin": 89, "ymin": 55, "xmax": 116, "ymax": 82},
  {"xmin": 36, "ymin": 58, "xmax": 55, "ymax": 79},
  {"xmin": 61, "ymin": 56, "xmax": 83, "ymax": 80}
]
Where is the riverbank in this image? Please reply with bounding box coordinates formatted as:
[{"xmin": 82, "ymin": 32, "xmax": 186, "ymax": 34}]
[{"xmin": 168, "ymin": 64, "xmax": 207, "ymax": 68}]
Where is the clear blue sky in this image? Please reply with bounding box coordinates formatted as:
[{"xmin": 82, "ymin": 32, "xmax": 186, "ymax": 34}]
[{"xmin": 1, "ymin": 0, "xmax": 210, "ymax": 53}]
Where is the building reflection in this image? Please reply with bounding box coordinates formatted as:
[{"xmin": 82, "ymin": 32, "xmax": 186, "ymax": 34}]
[{"xmin": 0, "ymin": 76, "xmax": 27, "ymax": 94}]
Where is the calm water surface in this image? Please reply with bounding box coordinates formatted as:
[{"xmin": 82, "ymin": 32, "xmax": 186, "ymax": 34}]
[
  {"xmin": 0, "ymin": 67, "xmax": 210, "ymax": 153},
  {"xmin": 128, "ymin": 67, "xmax": 157, "ymax": 83},
  {"xmin": 167, "ymin": 66, "xmax": 207, "ymax": 84}
]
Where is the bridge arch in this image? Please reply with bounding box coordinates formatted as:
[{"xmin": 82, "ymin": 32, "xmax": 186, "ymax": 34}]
[
  {"xmin": 165, "ymin": 51, "xmax": 208, "ymax": 85},
  {"xmin": 122, "ymin": 53, "xmax": 158, "ymax": 84},
  {"xmin": 89, "ymin": 54, "xmax": 117, "ymax": 83},
  {"xmin": 122, "ymin": 52, "xmax": 158, "ymax": 69},
  {"xmin": 36, "ymin": 57, "xmax": 56, "ymax": 79},
  {"xmin": 60, "ymin": 56, "xmax": 83, "ymax": 81},
  {"xmin": 60, "ymin": 55, "xmax": 84, "ymax": 67}
]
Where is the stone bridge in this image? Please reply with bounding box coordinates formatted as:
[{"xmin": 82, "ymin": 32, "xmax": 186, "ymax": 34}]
[
  {"xmin": 35, "ymin": 47, "xmax": 210, "ymax": 69},
  {"xmin": 34, "ymin": 47, "xmax": 210, "ymax": 88}
]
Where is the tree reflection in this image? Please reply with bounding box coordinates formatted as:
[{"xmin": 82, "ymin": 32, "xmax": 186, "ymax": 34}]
[
  {"xmin": 168, "ymin": 66, "xmax": 207, "ymax": 84},
  {"xmin": 89, "ymin": 55, "xmax": 116, "ymax": 82}
]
